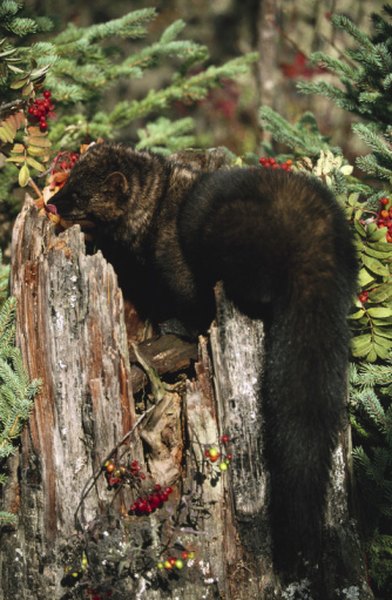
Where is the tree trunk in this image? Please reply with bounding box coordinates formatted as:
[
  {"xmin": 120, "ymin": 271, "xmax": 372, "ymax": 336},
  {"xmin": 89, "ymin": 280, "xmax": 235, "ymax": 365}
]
[{"xmin": 1, "ymin": 183, "xmax": 373, "ymax": 598}]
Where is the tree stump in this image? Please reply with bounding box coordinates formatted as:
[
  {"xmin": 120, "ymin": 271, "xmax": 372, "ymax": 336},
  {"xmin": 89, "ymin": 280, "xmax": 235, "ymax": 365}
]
[{"xmin": 0, "ymin": 186, "xmax": 373, "ymax": 599}]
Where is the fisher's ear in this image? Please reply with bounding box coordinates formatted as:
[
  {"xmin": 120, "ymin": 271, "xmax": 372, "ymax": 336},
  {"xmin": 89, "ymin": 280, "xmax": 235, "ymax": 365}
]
[{"xmin": 103, "ymin": 171, "xmax": 129, "ymax": 194}]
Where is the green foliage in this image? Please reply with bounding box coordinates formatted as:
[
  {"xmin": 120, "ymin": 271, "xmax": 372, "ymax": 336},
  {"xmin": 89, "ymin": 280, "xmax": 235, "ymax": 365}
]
[
  {"xmin": 260, "ymin": 5, "xmax": 392, "ymax": 594},
  {"xmin": 350, "ymin": 361, "xmax": 392, "ymax": 595},
  {"xmin": 0, "ymin": 0, "xmax": 257, "ymax": 190},
  {"xmin": 259, "ymin": 107, "xmax": 337, "ymax": 157},
  {"xmin": 136, "ymin": 116, "xmax": 196, "ymax": 155},
  {"xmin": 298, "ymin": 7, "xmax": 392, "ymax": 129},
  {"xmin": 0, "ymin": 0, "xmax": 257, "ymax": 240}
]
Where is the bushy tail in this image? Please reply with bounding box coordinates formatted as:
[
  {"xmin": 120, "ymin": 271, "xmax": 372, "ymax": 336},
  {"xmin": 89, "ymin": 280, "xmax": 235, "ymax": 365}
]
[{"xmin": 263, "ymin": 289, "xmax": 351, "ymax": 575}]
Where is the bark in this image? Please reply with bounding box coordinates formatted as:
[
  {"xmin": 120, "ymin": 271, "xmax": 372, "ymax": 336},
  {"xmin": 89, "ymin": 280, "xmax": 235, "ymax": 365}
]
[{"xmin": 0, "ymin": 185, "xmax": 373, "ymax": 599}]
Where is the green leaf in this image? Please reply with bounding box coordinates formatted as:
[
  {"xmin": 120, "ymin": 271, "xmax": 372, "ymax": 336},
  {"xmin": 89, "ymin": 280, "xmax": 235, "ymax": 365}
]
[
  {"xmin": 351, "ymin": 334, "xmax": 373, "ymax": 357},
  {"xmin": 374, "ymin": 328, "xmax": 392, "ymax": 340},
  {"xmin": 367, "ymin": 241, "xmax": 392, "ymax": 254},
  {"xmin": 364, "ymin": 244, "xmax": 392, "ymax": 259},
  {"xmin": 358, "ymin": 267, "xmax": 375, "ymax": 287},
  {"xmin": 369, "ymin": 226, "xmax": 389, "ymax": 242},
  {"xmin": 349, "ymin": 309, "xmax": 366, "ymax": 320},
  {"xmin": 367, "ymin": 307, "xmax": 392, "ymax": 318},
  {"xmin": 354, "ymin": 219, "xmax": 366, "ymax": 238},
  {"xmin": 18, "ymin": 164, "xmax": 30, "ymax": 187},
  {"xmin": 361, "ymin": 254, "xmax": 389, "ymax": 277},
  {"xmin": 0, "ymin": 126, "xmax": 14, "ymax": 144},
  {"xmin": 27, "ymin": 145, "xmax": 48, "ymax": 157},
  {"xmin": 366, "ymin": 347, "xmax": 378, "ymax": 363},
  {"xmin": 6, "ymin": 155, "xmax": 26, "ymax": 164},
  {"xmin": 26, "ymin": 136, "xmax": 51, "ymax": 148},
  {"xmin": 369, "ymin": 284, "xmax": 392, "ymax": 303},
  {"xmin": 9, "ymin": 77, "xmax": 29, "ymax": 89},
  {"xmin": 373, "ymin": 333, "xmax": 391, "ymax": 349},
  {"xmin": 25, "ymin": 156, "xmax": 46, "ymax": 172},
  {"xmin": 373, "ymin": 342, "xmax": 390, "ymax": 360}
]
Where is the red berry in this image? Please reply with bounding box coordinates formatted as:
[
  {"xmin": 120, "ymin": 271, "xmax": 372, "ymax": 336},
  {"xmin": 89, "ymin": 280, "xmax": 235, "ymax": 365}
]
[
  {"xmin": 43, "ymin": 89, "xmax": 51, "ymax": 99},
  {"xmin": 358, "ymin": 291, "xmax": 369, "ymax": 303},
  {"xmin": 220, "ymin": 434, "xmax": 230, "ymax": 444},
  {"xmin": 380, "ymin": 197, "xmax": 389, "ymax": 206}
]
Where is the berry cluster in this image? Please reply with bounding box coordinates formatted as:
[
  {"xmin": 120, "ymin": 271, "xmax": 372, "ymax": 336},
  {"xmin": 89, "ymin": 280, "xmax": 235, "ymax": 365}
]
[
  {"xmin": 204, "ymin": 434, "xmax": 233, "ymax": 472},
  {"xmin": 358, "ymin": 290, "xmax": 369, "ymax": 304},
  {"xmin": 259, "ymin": 156, "xmax": 293, "ymax": 171},
  {"xmin": 52, "ymin": 150, "xmax": 79, "ymax": 173},
  {"xmin": 27, "ymin": 89, "xmax": 54, "ymax": 132},
  {"xmin": 103, "ymin": 458, "xmax": 146, "ymax": 490},
  {"xmin": 376, "ymin": 197, "xmax": 392, "ymax": 243},
  {"xmin": 157, "ymin": 550, "xmax": 195, "ymax": 572},
  {"xmin": 128, "ymin": 484, "xmax": 173, "ymax": 516}
]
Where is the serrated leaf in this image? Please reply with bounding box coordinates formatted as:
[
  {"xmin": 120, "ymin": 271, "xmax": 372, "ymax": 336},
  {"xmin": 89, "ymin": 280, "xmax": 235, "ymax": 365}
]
[
  {"xmin": 11, "ymin": 143, "xmax": 25, "ymax": 154},
  {"xmin": 373, "ymin": 343, "xmax": 390, "ymax": 360},
  {"xmin": 358, "ymin": 267, "xmax": 375, "ymax": 287},
  {"xmin": 369, "ymin": 226, "xmax": 388, "ymax": 242},
  {"xmin": 366, "ymin": 347, "xmax": 378, "ymax": 363},
  {"xmin": 7, "ymin": 64, "xmax": 25, "ymax": 74},
  {"xmin": 351, "ymin": 334, "xmax": 373, "ymax": 357},
  {"xmin": 0, "ymin": 48, "xmax": 17, "ymax": 59},
  {"xmin": 27, "ymin": 145, "xmax": 47, "ymax": 157},
  {"xmin": 25, "ymin": 156, "xmax": 46, "ymax": 172},
  {"xmin": 0, "ymin": 126, "xmax": 14, "ymax": 143},
  {"xmin": 26, "ymin": 135, "xmax": 51, "ymax": 148},
  {"xmin": 348, "ymin": 193, "xmax": 360, "ymax": 206},
  {"xmin": 22, "ymin": 82, "xmax": 34, "ymax": 96},
  {"xmin": 372, "ymin": 318, "xmax": 392, "ymax": 327},
  {"xmin": 375, "ymin": 328, "xmax": 392, "ymax": 340},
  {"xmin": 373, "ymin": 333, "xmax": 391, "ymax": 349},
  {"xmin": 367, "ymin": 307, "xmax": 392, "ymax": 318},
  {"xmin": 6, "ymin": 155, "xmax": 27, "ymax": 164},
  {"xmin": 364, "ymin": 244, "xmax": 392, "ymax": 259},
  {"xmin": 349, "ymin": 309, "xmax": 366, "ymax": 320},
  {"xmin": 369, "ymin": 284, "xmax": 392, "ymax": 303},
  {"xmin": 30, "ymin": 65, "xmax": 50, "ymax": 80},
  {"xmin": 361, "ymin": 254, "xmax": 389, "ymax": 277},
  {"xmin": 10, "ymin": 77, "xmax": 29, "ymax": 89},
  {"xmin": 367, "ymin": 241, "xmax": 392, "ymax": 253},
  {"xmin": 0, "ymin": 128, "xmax": 10, "ymax": 143},
  {"xmin": 18, "ymin": 164, "xmax": 30, "ymax": 187},
  {"xmin": 27, "ymin": 126, "xmax": 43, "ymax": 136},
  {"xmin": 1, "ymin": 121, "xmax": 15, "ymax": 139},
  {"xmin": 354, "ymin": 220, "xmax": 366, "ymax": 238}
]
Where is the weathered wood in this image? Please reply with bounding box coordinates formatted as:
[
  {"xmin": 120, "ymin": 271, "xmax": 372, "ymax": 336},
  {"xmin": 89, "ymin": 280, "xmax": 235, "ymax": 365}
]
[
  {"xmin": 129, "ymin": 334, "xmax": 198, "ymax": 394},
  {"xmin": 210, "ymin": 285, "xmax": 373, "ymax": 599},
  {"xmin": 0, "ymin": 198, "xmax": 139, "ymax": 599},
  {"xmin": 1, "ymin": 190, "xmax": 373, "ymax": 599}
]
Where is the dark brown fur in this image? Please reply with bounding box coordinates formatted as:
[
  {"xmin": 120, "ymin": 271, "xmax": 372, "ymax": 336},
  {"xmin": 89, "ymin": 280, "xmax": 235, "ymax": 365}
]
[{"xmin": 51, "ymin": 142, "xmax": 358, "ymax": 581}]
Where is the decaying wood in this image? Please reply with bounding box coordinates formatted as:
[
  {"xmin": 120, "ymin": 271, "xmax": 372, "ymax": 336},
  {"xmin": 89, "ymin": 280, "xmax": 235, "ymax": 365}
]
[
  {"xmin": 129, "ymin": 334, "xmax": 197, "ymax": 394},
  {"xmin": 1, "ymin": 179, "xmax": 373, "ymax": 599}
]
